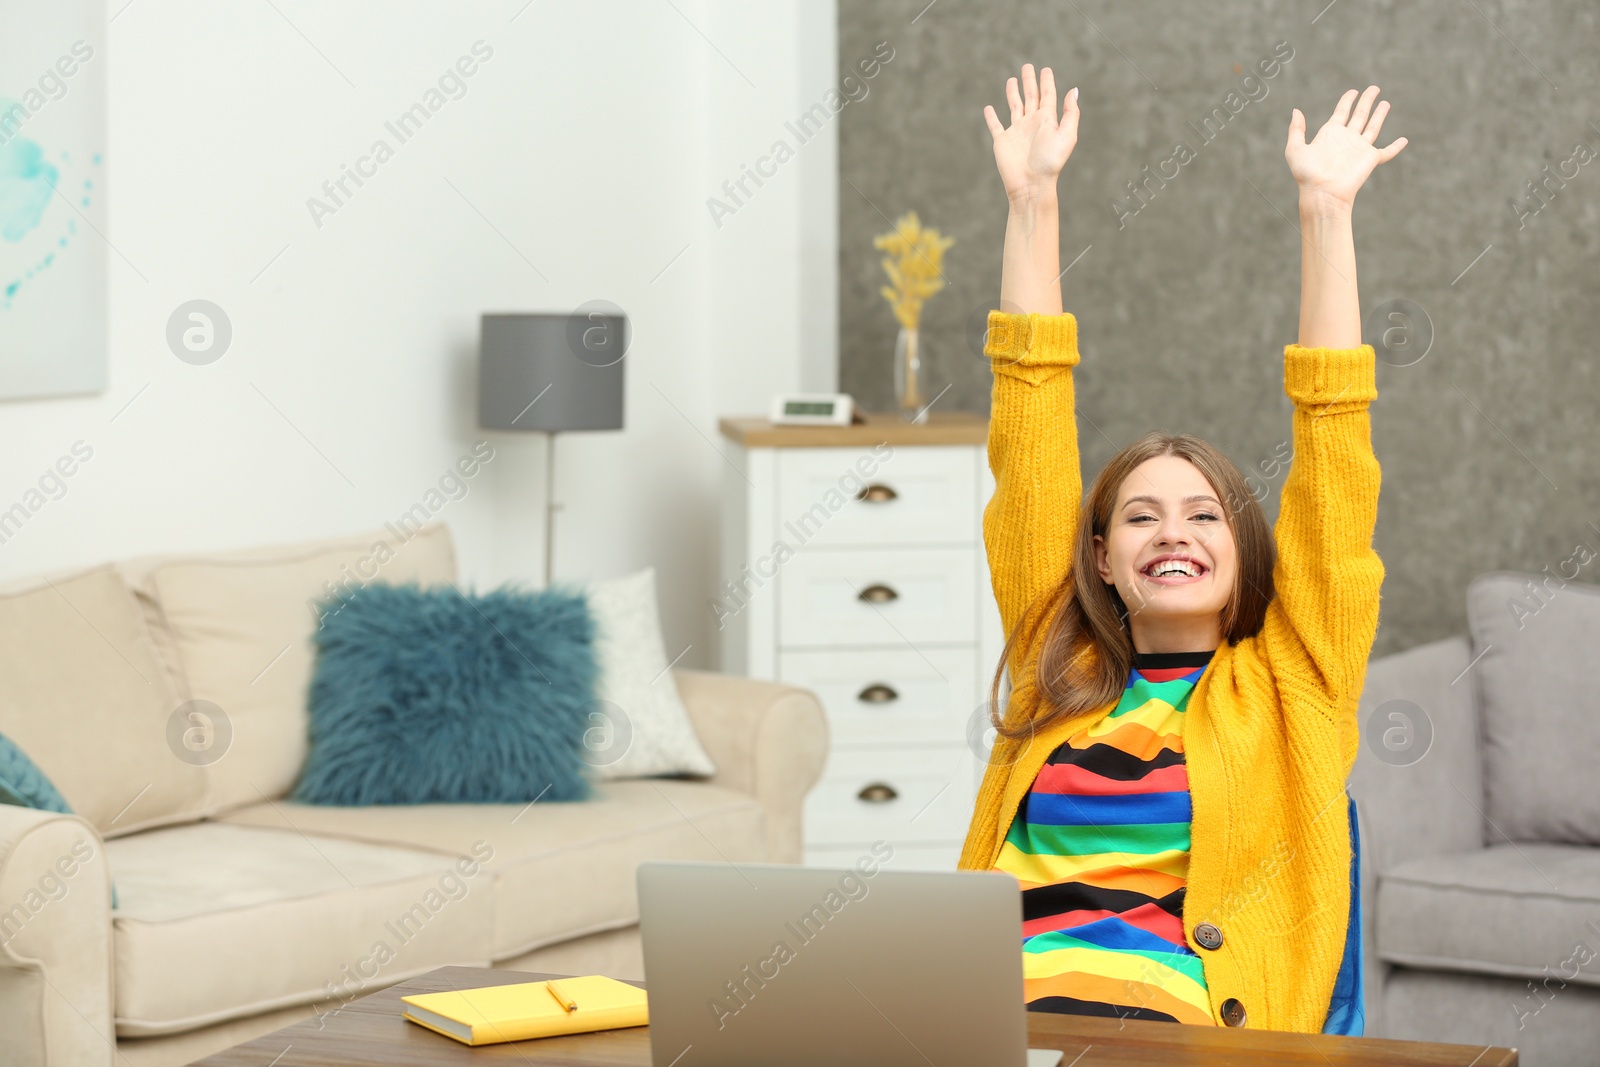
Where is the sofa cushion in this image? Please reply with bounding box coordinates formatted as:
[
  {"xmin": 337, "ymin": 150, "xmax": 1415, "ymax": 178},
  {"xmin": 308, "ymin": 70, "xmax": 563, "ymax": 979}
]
[
  {"xmin": 1376, "ymin": 842, "xmax": 1600, "ymax": 986},
  {"xmin": 128, "ymin": 524, "xmax": 456, "ymax": 813},
  {"xmin": 217, "ymin": 778, "xmax": 766, "ymax": 960},
  {"xmin": 1466, "ymin": 571, "xmax": 1600, "ymax": 845},
  {"xmin": 0, "ymin": 566, "xmax": 206, "ymax": 836},
  {"xmin": 105, "ymin": 821, "xmax": 492, "ymax": 1036}
]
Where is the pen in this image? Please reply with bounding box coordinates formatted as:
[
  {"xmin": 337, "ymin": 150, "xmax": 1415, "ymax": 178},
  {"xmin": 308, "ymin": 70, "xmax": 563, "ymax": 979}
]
[{"xmin": 545, "ymin": 979, "xmax": 578, "ymax": 1013}]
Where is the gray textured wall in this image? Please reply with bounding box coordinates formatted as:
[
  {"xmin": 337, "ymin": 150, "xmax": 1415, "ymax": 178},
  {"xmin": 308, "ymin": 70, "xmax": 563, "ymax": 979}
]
[{"xmin": 839, "ymin": 0, "xmax": 1600, "ymax": 656}]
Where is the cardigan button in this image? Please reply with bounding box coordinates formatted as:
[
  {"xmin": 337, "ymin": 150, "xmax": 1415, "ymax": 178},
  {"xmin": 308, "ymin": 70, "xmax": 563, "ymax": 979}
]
[
  {"xmin": 1220, "ymin": 998, "xmax": 1248, "ymax": 1027},
  {"xmin": 1194, "ymin": 922, "xmax": 1224, "ymax": 950}
]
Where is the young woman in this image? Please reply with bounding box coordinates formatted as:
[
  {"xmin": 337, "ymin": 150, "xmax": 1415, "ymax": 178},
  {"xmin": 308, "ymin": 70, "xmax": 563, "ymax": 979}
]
[{"xmin": 961, "ymin": 66, "xmax": 1405, "ymax": 1035}]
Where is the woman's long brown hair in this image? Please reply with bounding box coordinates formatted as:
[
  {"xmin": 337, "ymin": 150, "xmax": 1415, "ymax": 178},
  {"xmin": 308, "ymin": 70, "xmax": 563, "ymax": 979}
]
[{"xmin": 990, "ymin": 431, "xmax": 1278, "ymax": 740}]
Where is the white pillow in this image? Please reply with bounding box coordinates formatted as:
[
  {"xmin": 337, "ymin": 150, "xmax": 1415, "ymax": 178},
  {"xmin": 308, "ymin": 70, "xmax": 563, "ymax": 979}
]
[{"xmin": 581, "ymin": 567, "xmax": 716, "ymax": 779}]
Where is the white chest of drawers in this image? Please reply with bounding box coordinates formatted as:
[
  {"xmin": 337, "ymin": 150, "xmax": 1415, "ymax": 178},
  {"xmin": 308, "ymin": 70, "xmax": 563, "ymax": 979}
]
[{"xmin": 715, "ymin": 413, "xmax": 1003, "ymax": 870}]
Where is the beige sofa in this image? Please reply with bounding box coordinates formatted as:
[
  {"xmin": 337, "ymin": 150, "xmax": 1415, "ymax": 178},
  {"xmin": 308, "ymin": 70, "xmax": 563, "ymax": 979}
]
[{"xmin": 0, "ymin": 523, "xmax": 827, "ymax": 1067}]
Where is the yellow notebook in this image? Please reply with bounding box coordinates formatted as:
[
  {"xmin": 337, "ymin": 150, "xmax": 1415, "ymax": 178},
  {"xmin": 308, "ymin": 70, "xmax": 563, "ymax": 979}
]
[{"xmin": 401, "ymin": 975, "xmax": 648, "ymax": 1046}]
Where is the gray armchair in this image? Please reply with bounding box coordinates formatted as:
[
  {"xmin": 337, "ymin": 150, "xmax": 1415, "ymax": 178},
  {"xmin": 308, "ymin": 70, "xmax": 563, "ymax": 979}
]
[{"xmin": 1351, "ymin": 572, "xmax": 1600, "ymax": 1067}]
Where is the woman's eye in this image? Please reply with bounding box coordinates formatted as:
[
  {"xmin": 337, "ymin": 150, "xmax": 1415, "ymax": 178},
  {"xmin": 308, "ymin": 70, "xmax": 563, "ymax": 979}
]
[{"xmin": 1128, "ymin": 512, "xmax": 1220, "ymax": 523}]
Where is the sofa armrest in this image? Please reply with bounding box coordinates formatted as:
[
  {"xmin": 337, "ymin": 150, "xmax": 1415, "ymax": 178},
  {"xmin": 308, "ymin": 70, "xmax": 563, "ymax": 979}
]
[
  {"xmin": 671, "ymin": 669, "xmax": 829, "ymax": 863},
  {"xmin": 0, "ymin": 807, "xmax": 114, "ymax": 1067}
]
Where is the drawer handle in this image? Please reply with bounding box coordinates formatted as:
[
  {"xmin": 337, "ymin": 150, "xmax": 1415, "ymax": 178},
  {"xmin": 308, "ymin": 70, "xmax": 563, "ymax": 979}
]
[
  {"xmin": 856, "ymin": 483, "xmax": 898, "ymax": 504},
  {"xmin": 857, "ymin": 683, "xmax": 899, "ymax": 704},
  {"xmin": 857, "ymin": 782, "xmax": 898, "ymax": 803},
  {"xmin": 858, "ymin": 584, "xmax": 899, "ymax": 604}
]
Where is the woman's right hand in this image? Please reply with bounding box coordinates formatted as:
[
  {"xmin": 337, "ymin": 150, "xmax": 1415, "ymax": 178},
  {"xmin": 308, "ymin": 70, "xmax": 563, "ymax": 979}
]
[{"xmin": 983, "ymin": 64, "xmax": 1079, "ymax": 206}]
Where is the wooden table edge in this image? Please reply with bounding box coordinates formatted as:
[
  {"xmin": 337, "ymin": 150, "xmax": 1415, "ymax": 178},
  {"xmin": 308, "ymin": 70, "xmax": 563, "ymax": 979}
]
[{"xmin": 189, "ymin": 965, "xmax": 1519, "ymax": 1066}]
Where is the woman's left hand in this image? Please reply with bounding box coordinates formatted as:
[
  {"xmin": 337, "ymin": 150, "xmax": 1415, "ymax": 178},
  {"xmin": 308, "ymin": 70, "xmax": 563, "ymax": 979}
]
[{"xmin": 1285, "ymin": 85, "xmax": 1407, "ymax": 213}]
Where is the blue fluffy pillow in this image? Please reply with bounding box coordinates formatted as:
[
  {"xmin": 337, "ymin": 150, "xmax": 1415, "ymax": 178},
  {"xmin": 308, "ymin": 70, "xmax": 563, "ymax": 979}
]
[
  {"xmin": 0, "ymin": 732, "xmax": 72, "ymax": 814},
  {"xmin": 293, "ymin": 582, "xmax": 597, "ymax": 806}
]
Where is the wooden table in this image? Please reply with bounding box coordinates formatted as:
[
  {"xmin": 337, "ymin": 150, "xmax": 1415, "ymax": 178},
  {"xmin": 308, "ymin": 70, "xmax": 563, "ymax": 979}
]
[{"xmin": 193, "ymin": 966, "xmax": 1518, "ymax": 1066}]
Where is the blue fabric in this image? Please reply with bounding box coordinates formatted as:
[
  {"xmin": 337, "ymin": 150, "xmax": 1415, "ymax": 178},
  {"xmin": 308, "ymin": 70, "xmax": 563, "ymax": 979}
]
[
  {"xmin": 1321, "ymin": 792, "xmax": 1366, "ymax": 1035},
  {"xmin": 293, "ymin": 582, "xmax": 598, "ymax": 806},
  {"xmin": 0, "ymin": 732, "xmax": 118, "ymax": 910}
]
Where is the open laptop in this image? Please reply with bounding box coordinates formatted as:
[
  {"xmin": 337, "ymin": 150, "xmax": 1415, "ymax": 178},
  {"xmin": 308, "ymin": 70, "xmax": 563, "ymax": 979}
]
[{"xmin": 637, "ymin": 859, "xmax": 1064, "ymax": 1067}]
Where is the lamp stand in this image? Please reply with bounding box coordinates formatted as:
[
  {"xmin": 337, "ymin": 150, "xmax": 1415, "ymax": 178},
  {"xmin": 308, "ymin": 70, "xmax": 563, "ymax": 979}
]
[{"xmin": 545, "ymin": 431, "xmax": 561, "ymax": 586}]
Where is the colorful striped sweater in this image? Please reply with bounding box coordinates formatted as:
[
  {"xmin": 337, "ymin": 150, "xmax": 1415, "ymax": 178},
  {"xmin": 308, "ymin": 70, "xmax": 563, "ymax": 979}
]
[
  {"xmin": 961, "ymin": 310, "xmax": 1384, "ymax": 1033},
  {"xmin": 996, "ymin": 650, "xmax": 1215, "ymax": 1025}
]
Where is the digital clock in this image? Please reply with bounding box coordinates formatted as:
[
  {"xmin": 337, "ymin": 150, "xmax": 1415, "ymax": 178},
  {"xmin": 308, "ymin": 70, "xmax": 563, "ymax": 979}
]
[{"xmin": 768, "ymin": 393, "xmax": 856, "ymax": 426}]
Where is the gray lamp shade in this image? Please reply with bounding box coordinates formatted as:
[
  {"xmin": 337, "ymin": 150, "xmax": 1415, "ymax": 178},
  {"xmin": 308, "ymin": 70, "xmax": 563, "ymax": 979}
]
[{"xmin": 477, "ymin": 312, "xmax": 626, "ymax": 432}]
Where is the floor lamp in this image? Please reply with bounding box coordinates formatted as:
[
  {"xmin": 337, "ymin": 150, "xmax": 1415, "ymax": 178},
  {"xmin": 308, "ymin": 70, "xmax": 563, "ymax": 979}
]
[{"xmin": 477, "ymin": 312, "xmax": 626, "ymax": 584}]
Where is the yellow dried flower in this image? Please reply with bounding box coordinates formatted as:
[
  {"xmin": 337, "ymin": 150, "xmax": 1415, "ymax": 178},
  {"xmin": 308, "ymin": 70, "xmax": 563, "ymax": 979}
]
[{"xmin": 873, "ymin": 210, "xmax": 954, "ymax": 331}]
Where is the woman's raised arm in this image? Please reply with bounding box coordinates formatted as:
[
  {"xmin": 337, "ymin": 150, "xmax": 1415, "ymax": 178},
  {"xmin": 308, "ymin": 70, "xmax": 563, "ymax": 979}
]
[
  {"xmin": 1263, "ymin": 87, "xmax": 1406, "ymax": 715},
  {"xmin": 1286, "ymin": 86, "xmax": 1408, "ymax": 347},
  {"xmin": 986, "ymin": 64, "xmax": 1077, "ymax": 315},
  {"xmin": 980, "ymin": 64, "xmax": 1084, "ymax": 669}
]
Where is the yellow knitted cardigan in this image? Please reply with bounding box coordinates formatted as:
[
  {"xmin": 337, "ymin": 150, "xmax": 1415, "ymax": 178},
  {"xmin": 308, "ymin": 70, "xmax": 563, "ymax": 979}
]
[{"xmin": 959, "ymin": 310, "xmax": 1384, "ymax": 1033}]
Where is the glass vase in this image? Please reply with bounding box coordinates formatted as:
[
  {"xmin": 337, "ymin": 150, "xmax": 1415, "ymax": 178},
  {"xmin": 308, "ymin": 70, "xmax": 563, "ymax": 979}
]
[{"xmin": 894, "ymin": 325, "xmax": 928, "ymax": 423}]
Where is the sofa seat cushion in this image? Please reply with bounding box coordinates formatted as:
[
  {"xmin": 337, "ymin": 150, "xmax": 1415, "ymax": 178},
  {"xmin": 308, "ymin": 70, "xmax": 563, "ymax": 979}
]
[
  {"xmin": 106, "ymin": 821, "xmax": 492, "ymax": 1036},
  {"xmin": 1377, "ymin": 843, "xmax": 1600, "ymax": 986},
  {"xmin": 217, "ymin": 778, "xmax": 766, "ymax": 960}
]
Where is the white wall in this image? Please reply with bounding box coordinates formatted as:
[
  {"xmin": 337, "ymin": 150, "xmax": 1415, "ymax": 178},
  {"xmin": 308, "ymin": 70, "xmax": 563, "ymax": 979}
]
[{"xmin": 0, "ymin": 0, "xmax": 837, "ymax": 668}]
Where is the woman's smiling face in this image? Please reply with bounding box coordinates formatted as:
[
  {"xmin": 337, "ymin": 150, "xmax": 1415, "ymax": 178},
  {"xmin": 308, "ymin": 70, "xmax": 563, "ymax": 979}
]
[{"xmin": 1093, "ymin": 454, "xmax": 1238, "ymax": 639}]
